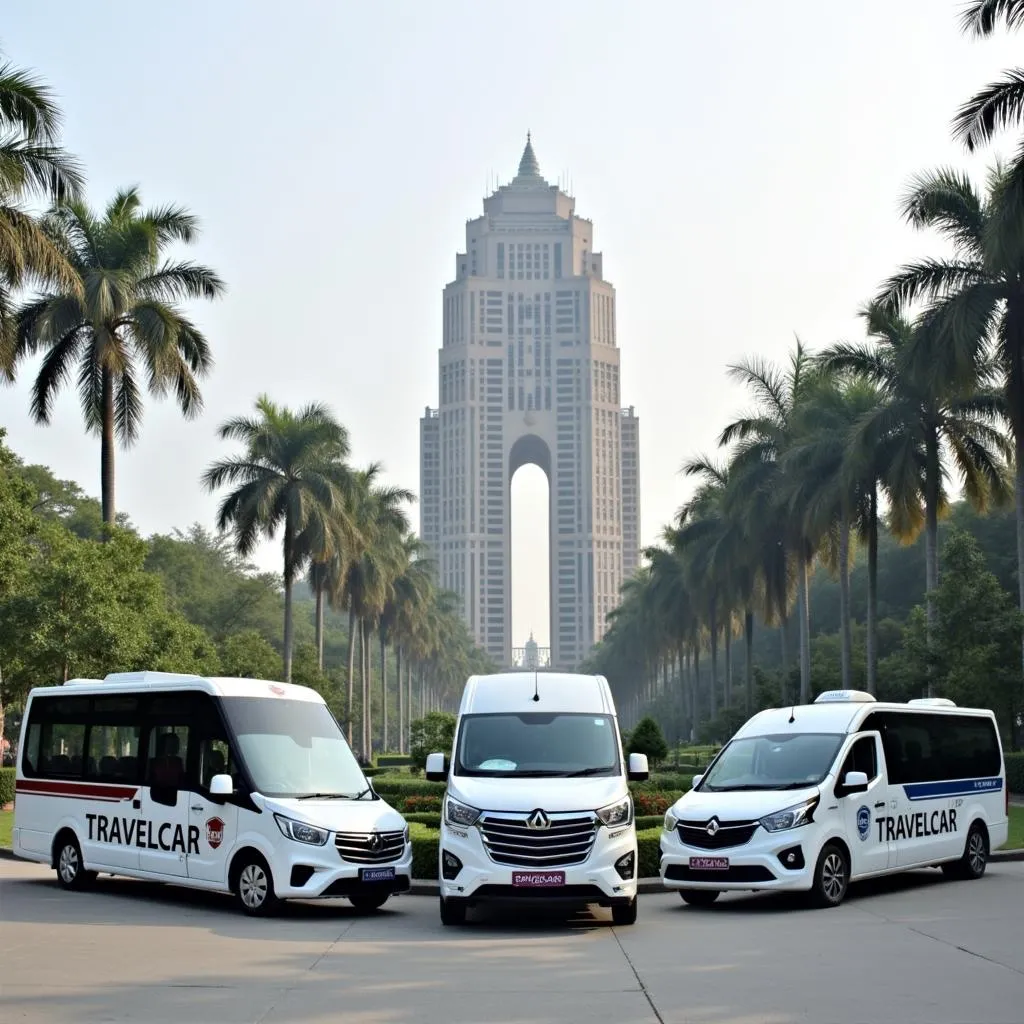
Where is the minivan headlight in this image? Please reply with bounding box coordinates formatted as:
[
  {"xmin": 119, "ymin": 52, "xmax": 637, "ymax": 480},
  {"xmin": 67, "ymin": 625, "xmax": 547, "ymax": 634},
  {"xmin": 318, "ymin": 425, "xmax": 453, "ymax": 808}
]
[
  {"xmin": 759, "ymin": 797, "xmax": 819, "ymax": 833},
  {"xmin": 664, "ymin": 808, "xmax": 679, "ymax": 832},
  {"xmin": 444, "ymin": 796, "xmax": 480, "ymax": 828},
  {"xmin": 274, "ymin": 813, "xmax": 330, "ymax": 846},
  {"xmin": 596, "ymin": 796, "xmax": 632, "ymax": 827}
]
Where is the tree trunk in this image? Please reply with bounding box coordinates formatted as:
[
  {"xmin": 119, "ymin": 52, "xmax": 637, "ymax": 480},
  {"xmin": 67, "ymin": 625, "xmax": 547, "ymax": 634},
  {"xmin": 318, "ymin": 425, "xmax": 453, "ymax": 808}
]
[
  {"xmin": 100, "ymin": 367, "xmax": 116, "ymax": 531},
  {"xmin": 407, "ymin": 659, "xmax": 414, "ymax": 742},
  {"xmin": 797, "ymin": 550, "xmax": 811, "ymax": 703},
  {"xmin": 723, "ymin": 618, "xmax": 732, "ymax": 709},
  {"xmin": 396, "ymin": 646, "xmax": 404, "ymax": 755},
  {"xmin": 282, "ymin": 517, "xmax": 295, "ymax": 684},
  {"xmin": 346, "ymin": 607, "xmax": 357, "ymax": 746},
  {"xmin": 380, "ymin": 632, "xmax": 388, "ymax": 754},
  {"xmin": 315, "ymin": 584, "xmax": 325, "ymax": 671},
  {"xmin": 362, "ymin": 620, "xmax": 372, "ymax": 761},
  {"xmin": 866, "ymin": 487, "xmax": 879, "ymax": 695},
  {"xmin": 709, "ymin": 603, "xmax": 719, "ymax": 720},
  {"xmin": 924, "ymin": 429, "xmax": 941, "ymax": 698},
  {"xmin": 692, "ymin": 645, "xmax": 701, "ymax": 738},
  {"xmin": 838, "ymin": 508, "xmax": 852, "ymax": 690},
  {"xmin": 779, "ymin": 611, "xmax": 791, "ymax": 704},
  {"xmin": 744, "ymin": 609, "xmax": 754, "ymax": 714}
]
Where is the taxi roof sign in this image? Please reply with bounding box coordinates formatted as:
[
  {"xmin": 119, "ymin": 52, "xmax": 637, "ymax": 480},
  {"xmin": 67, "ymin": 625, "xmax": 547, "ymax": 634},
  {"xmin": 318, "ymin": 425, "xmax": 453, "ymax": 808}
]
[{"xmin": 813, "ymin": 689, "xmax": 876, "ymax": 704}]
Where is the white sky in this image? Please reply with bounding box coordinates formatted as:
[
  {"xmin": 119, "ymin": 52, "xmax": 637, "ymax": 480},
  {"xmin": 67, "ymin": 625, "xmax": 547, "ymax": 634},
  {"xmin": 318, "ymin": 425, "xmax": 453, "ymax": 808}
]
[{"xmin": 1, "ymin": 1, "xmax": 1019, "ymax": 649}]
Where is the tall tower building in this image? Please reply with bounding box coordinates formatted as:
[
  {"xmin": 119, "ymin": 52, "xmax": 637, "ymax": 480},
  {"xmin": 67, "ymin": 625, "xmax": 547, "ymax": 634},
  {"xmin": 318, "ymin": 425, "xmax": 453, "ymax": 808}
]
[{"xmin": 419, "ymin": 136, "xmax": 641, "ymax": 669}]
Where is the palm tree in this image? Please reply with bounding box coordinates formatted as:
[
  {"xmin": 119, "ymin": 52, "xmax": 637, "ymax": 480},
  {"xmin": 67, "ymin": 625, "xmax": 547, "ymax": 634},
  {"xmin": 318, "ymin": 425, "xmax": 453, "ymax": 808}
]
[
  {"xmin": 202, "ymin": 395, "xmax": 355, "ymax": 682},
  {"xmin": 0, "ymin": 56, "xmax": 83, "ymax": 368},
  {"xmin": 876, "ymin": 167, "xmax": 1019, "ymax": 676},
  {"xmin": 11, "ymin": 188, "xmax": 224, "ymax": 526}
]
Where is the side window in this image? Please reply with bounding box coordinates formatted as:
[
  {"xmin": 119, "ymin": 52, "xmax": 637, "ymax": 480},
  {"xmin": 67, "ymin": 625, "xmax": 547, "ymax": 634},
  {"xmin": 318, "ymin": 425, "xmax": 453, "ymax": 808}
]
[
  {"xmin": 841, "ymin": 736, "xmax": 878, "ymax": 782},
  {"xmin": 145, "ymin": 724, "xmax": 191, "ymax": 792},
  {"xmin": 86, "ymin": 696, "xmax": 142, "ymax": 783},
  {"xmin": 199, "ymin": 738, "xmax": 236, "ymax": 790},
  {"xmin": 22, "ymin": 696, "xmax": 90, "ymax": 779}
]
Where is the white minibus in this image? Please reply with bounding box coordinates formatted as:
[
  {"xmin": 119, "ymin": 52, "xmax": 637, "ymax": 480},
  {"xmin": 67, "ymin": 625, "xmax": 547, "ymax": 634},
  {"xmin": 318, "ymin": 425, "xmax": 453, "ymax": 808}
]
[
  {"xmin": 13, "ymin": 671, "xmax": 412, "ymax": 915},
  {"xmin": 660, "ymin": 691, "xmax": 1009, "ymax": 908},
  {"xmin": 425, "ymin": 671, "xmax": 649, "ymax": 926}
]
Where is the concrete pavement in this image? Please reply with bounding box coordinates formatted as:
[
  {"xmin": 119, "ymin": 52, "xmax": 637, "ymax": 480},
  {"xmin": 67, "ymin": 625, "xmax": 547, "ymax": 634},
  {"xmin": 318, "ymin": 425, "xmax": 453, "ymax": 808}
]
[{"xmin": 2, "ymin": 858, "xmax": 1024, "ymax": 1023}]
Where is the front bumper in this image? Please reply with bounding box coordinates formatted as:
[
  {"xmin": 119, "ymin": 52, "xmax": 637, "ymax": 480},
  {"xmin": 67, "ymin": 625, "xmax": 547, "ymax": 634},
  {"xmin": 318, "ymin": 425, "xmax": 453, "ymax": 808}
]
[
  {"xmin": 659, "ymin": 825, "xmax": 817, "ymax": 892},
  {"xmin": 439, "ymin": 821, "xmax": 637, "ymax": 907},
  {"xmin": 270, "ymin": 839, "xmax": 413, "ymax": 900}
]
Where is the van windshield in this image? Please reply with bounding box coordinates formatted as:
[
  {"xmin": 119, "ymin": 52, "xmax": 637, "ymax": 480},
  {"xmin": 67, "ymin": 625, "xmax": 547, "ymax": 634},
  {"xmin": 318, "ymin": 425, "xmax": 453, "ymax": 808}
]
[
  {"xmin": 454, "ymin": 712, "xmax": 620, "ymax": 778},
  {"xmin": 220, "ymin": 697, "xmax": 370, "ymax": 799},
  {"xmin": 699, "ymin": 732, "xmax": 845, "ymax": 792}
]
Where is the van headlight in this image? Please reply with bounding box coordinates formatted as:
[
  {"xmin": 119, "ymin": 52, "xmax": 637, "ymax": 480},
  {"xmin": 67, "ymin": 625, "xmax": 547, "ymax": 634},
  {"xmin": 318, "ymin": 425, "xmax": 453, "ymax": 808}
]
[
  {"xmin": 663, "ymin": 808, "xmax": 679, "ymax": 832},
  {"xmin": 759, "ymin": 797, "xmax": 819, "ymax": 833},
  {"xmin": 444, "ymin": 796, "xmax": 480, "ymax": 828},
  {"xmin": 274, "ymin": 813, "xmax": 330, "ymax": 846},
  {"xmin": 596, "ymin": 796, "xmax": 632, "ymax": 827}
]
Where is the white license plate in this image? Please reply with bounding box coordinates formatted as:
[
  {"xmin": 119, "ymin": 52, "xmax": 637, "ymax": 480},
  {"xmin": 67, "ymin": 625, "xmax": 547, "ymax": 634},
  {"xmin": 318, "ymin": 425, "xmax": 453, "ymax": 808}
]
[
  {"xmin": 689, "ymin": 856, "xmax": 729, "ymax": 871},
  {"xmin": 359, "ymin": 866, "xmax": 396, "ymax": 883}
]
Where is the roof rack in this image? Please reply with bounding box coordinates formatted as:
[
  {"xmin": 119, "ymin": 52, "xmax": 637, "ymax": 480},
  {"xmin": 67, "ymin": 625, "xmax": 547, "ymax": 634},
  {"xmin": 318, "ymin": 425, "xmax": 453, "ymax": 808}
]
[
  {"xmin": 103, "ymin": 671, "xmax": 204, "ymax": 685},
  {"xmin": 908, "ymin": 697, "xmax": 957, "ymax": 707},
  {"xmin": 813, "ymin": 690, "xmax": 877, "ymax": 704}
]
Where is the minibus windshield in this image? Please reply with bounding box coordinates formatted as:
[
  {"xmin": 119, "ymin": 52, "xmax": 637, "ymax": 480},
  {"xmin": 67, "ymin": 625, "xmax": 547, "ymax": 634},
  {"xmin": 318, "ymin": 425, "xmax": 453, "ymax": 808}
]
[
  {"xmin": 454, "ymin": 712, "xmax": 620, "ymax": 777},
  {"xmin": 699, "ymin": 732, "xmax": 845, "ymax": 792},
  {"xmin": 221, "ymin": 697, "xmax": 370, "ymax": 799}
]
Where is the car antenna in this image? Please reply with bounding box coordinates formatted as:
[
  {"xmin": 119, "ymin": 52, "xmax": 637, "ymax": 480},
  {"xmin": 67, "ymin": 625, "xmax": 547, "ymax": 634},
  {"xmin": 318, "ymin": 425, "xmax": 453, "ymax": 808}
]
[
  {"xmin": 788, "ymin": 704, "xmax": 796, "ymax": 724},
  {"xmin": 532, "ymin": 669, "xmax": 540, "ymax": 702}
]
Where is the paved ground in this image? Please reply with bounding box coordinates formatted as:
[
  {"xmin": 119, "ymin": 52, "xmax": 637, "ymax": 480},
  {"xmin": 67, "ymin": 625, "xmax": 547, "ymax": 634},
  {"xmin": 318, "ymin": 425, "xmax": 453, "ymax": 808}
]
[{"xmin": 2, "ymin": 858, "xmax": 1023, "ymax": 1023}]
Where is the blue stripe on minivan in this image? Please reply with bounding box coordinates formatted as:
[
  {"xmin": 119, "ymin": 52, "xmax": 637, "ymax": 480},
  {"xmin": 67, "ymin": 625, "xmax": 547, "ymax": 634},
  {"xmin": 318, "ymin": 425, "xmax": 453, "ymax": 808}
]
[{"xmin": 902, "ymin": 777, "xmax": 1003, "ymax": 801}]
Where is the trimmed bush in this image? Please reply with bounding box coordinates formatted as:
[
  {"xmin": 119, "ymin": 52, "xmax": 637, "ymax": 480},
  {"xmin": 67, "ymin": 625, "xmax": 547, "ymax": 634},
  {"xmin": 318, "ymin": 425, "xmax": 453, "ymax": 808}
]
[
  {"xmin": 635, "ymin": 815, "xmax": 663, "ymax": 831},
  {"xmin": 637, "ymin": 828, "xmax": 663, "ymax": 878},
  {"xmin": 628, "ymin": 717, "xmax": 669, "ymax": 766},
  {"xmin": 371, "ymin": 777, "xmax": 446, "ymax": 797},
  {"xmin": 403, "ymin": 812, "xmax": 441, "ymax": 827},
  {"xmin": 633, "ymin": 791, "xmax": 673, "ymax": 816},
  {"xmin": 377, "ymin": 754, "xmax": 412, "ymax": 768},
  {"xmin": 0, "ymin": 767, "xmax": 13, "ymax": 805},
  {"xmin": 1007, "ymin": 752, "xmax": 1024, "ymax": 794},
  {"xmin": 400, "ymin": 794, "xmax": 442, "ymax": 814}
]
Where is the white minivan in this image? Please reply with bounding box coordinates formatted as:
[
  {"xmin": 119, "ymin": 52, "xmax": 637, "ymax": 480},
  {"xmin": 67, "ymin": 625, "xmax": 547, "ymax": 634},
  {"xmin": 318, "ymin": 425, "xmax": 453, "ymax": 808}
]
[
  {"xmin": 13, "ymin": 671, "xmax": 412, "ymax": 915},
  {"xmin": 660, "ymin": 691, "xmax": 1009, "ymax": 908},
  {"xmin": 425, "ymin": 671, "xmax": 649, "ymax": 926}
]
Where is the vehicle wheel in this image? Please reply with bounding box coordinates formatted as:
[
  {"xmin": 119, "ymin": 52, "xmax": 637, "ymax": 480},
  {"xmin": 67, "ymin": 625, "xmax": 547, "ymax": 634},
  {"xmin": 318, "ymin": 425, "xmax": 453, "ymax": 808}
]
[
  {"xmin": 348, "ymin": 891, "xmax": 390, "ymax": 913},
  {"xmin": 678, "ymin": 888, "xmax": 720, "ymax": 906},
  {"xmin": 941, "ymin": 822, "xmax": 988, "ymax": 881},
  {"xmin": 439, "ymin": 895, "xmax": 467, "ymax": 926},
  {"xmin": 234, "ymin": 854, "xmax": 280, "ymax": 916},
  {"xmin": 809, "ymin": 842, "xmax": 849, "ymax": 908},
  {"xmin": 611, "ymin": 897, "xmax": 638, "ymax": 925},
  {"xmin": 54, "ymin": 834, "xmax": 96, "ymax": 891}
]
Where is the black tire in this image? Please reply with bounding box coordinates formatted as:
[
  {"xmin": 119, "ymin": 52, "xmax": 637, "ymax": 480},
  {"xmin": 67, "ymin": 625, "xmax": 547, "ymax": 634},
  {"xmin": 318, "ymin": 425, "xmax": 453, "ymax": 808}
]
[
  {"xmin": 54, "ymin": 833, "xmax": 96, "ymax": 891},
  {"xmin": 941, "ymin": 822, "xmax": 988, "ymax": 881},
  {"xmin": 349, "ymin": 891, "xmax": 390, "ymax": 913},
  {"xmin": 678, "ymin": 889, "xmax": 720, "ymax": 906},
  {"xmin": 233, "ymin": 853, "xmax": 280, "ymax": 916},
  {"xmin": 611, "ymin": 897, "xmax": 638, "ymax": 925},
  {"xmin": 439, "ymin": 895, "xmax": 467, "ymax": 926},
  {"xmin": 809, "ymin": 842, "xmax": 849, "ymax": 908}
]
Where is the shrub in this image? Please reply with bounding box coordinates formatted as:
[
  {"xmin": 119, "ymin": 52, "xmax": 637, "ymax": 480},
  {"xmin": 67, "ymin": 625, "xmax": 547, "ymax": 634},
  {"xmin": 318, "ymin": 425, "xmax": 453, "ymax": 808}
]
[
  {"xmin": 409, "ymin": 711, "xmax": 456, "ymax": 771},
  {"xmin": 635, "ymin": 815, "xmax": 663, "ymax": 831},
  {"xmin": 377, "ymin": 754, "xmax": 412, "ymax": 768},
  {"xmin": 371, "ymin": 776, "xmax": 446, "ymax": 798},
  {"xmin": 633, "ymin": 790, "xmax": 673, "ymax": 816},
  {"xmin": 1007, "ymin": 752, "xmax": 1024, "ymax": 794},
  {"xmin": 401, "ymin": 794, "xmax": 443, "ymax": 814},
  {"xmin": 403, "ymin": 812, "xmax": 441, "ymax": 827},
  {"xmin": 628, "ymin": 717, "xmax": 668, "ymax": 766},
  {"xmin": 637, "ymin": 828, "xmax": 662, "ymax": 878},
  {"xmin": 0, "ymin": 767, "xmax": 13, "ymax": 805}
]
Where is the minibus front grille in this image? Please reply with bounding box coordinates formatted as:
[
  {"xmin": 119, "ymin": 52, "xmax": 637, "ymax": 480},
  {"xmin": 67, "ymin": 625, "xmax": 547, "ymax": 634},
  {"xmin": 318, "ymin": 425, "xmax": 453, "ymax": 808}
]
[
  {"xmin": 335, "ymin": 830, "xmax": 406, "ymax": 864},
  {"xmin": 677, "ymin": 819, "xmax": 759, "ymax": 850},
  {"xmin": 479, "ymin": 814, "xmax": 597, "ymax": 867}
]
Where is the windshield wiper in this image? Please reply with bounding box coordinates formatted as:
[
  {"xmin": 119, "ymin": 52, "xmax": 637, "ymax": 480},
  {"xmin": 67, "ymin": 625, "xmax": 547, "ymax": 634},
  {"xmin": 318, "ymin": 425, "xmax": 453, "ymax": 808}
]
[
  {"xmin": 564, "ymin": 767, "xmax": 615, "ymax": 777},
  {"xmin": 352, "ymin": 786, "xmax": 374, "ymax": 800},
  {"xmin": 296, "ymin": 792, "xmax": 352, "ymax": 800},
  {"xmin": 705, "ymin": 784, "xmax": 793, "ymax": 792}
]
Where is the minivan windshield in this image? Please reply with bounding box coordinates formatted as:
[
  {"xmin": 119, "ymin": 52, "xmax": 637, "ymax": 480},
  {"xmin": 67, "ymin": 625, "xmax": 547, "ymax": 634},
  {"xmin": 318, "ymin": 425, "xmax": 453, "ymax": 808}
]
[
  {"xmin": 221, "ymin": 697, "xmax": 371, "ymax": 799},
  {"xmin": 454, "ymin": 712, "xmax": 620, "ymax": 778},
  {"xmin": 699, "ymin": 732, "xmax": 845, "ymax": 792}
]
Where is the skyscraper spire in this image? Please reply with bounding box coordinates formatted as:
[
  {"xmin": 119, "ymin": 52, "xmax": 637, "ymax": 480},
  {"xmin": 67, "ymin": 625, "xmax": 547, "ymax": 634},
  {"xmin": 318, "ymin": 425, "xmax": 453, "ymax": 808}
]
[{"xmin": 515, "ymin": 132, "xmax": 543, "ymax": 182}]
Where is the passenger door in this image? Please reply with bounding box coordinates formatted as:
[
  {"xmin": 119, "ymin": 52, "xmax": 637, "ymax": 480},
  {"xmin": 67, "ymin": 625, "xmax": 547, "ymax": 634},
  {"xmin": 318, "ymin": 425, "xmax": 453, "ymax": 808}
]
[
  {"xmin": 836, "ymin": 733, "xmax": 891, "ymax": 878},
  {"xmin": 186, "ymin": 731, "xmax": 240, "ymax": 886},
  {"xmin": 139, "ymin": 720, "xmax": 192, "ymax": 878}
]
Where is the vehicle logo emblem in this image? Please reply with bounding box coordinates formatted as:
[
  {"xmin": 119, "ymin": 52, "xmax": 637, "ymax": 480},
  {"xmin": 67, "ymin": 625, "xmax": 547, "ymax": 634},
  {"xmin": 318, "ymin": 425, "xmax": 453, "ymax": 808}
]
[
  {"xmin": 206, "ymin": 816, "xmax": 225, "ymax": 850},
  {"xmin": 705, "ymin": 818, "xmax": 720, "ymax": 837},
  {"xmin": 368, "ymin": 832, "xmax": 382, "ymax": 852},
  {"xmin": 527, "ymin": 809, "xmax": 550, "ymax": 830},
  {"xmin": 857, "ymin": 805, "xmax": 871, "ymax": 841}
]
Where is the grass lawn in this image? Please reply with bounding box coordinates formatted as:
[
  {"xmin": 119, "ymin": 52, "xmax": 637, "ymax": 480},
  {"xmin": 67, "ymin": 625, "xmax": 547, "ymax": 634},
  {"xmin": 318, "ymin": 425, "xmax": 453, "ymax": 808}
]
[
  {"xmin": 0, "ymin": 809, "xmax": 11, "ymax": 850},
  {"xmin": 1006, "ymin": 805, "xmax": 1024, "ymax": 850}
]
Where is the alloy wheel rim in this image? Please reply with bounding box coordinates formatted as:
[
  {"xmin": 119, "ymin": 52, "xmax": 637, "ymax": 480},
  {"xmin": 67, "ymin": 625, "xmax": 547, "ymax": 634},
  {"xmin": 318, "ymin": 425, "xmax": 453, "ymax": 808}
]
[
  {"xmin": 968, "ymin": 832, "xmax": 986, "ymax": 874},
  {"xmin": 239, "ymin": 864, "xmax": 268, "ymax": 908},
  {"xmin": 821, "ymin": 852, "xmax": 845, "ymax": 902},
  {"xmin": 58, "ymin": 844, "xmax": 78, "ymax": 884}
]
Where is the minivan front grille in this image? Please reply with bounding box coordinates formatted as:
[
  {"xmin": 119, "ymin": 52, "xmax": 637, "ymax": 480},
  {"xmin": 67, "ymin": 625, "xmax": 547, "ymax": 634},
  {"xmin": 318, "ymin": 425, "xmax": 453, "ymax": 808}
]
[
  {"xmin": 677, "ymin": 819, "xmax": 759, "ymax": 850},
  {"xmin": 335, "ymin": 830, "xmax": 405, "ymax": 864},
  {"xmin": 480, "ymin": 813, "xmax": 598, "ymax": 867}
]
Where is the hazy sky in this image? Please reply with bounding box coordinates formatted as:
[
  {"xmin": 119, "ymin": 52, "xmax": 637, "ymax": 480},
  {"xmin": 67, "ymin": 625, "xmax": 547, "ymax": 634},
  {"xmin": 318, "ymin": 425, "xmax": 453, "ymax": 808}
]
[{"xmin": 1, "ymin": 1, "xmax": 1019, "ymax": 650}]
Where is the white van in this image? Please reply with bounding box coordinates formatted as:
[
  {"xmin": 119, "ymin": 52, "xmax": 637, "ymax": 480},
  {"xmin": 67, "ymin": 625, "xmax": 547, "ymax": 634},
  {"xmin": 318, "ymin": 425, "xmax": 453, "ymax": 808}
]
[
  {"xmin": 13, "ymin": 671, "xmax": 412, "ymax": 916},
  {"xmin": 425, "ymin": 671, "xmax": 649, "ymax": 926},
  {"xmin": 660, "ymin": 691, "xmax": 1009, "ymax": 908}
]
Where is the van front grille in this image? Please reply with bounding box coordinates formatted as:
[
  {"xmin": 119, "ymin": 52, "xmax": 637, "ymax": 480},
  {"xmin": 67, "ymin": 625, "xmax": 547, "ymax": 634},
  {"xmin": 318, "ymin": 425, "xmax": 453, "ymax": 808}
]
[
  {"xmin": 479, "ymin": 813, "xmax": 597, "ymax": 867},
  {"xmin": 678, "ymin": 819, "xmax": 759, "ymax": 850},
  {"xmin": 335, "ymin": 830, "xmax": 405, "ymax": 864}
]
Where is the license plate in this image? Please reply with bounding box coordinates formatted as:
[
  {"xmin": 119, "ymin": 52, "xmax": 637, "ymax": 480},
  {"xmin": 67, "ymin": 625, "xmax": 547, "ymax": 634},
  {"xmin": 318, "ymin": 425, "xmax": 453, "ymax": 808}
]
[
  {"xmin": 689, "ymin": 856, "xmax": 729, "ymax": 871},
  {"xmin": 512, "ymin": 871, "xmax": 566, "ymax": 887},
  {"xmin": 359, "ymin": 866, "xmax": 396, "ymax": 883}
]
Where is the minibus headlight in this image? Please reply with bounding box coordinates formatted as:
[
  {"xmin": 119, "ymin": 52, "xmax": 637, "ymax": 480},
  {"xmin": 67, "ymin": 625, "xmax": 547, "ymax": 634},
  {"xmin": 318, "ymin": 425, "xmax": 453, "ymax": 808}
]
[
  {"xmin": 444, "ymin": 796, "xmax": 480, "ymax": 828},
  {"xmin": 274, "ymin": 813, "xmax": 330, "ymax": 846},
  {"xmin": 596, "ymin": 796, "xmax": 632, "ymax": 827},
  {"xmin": 759, "ymin": 797, "xmax": 819, "ymax": 833},
  {"xmin": 663, "ymin": 808, "xmax": 679, "ymax": 832}
]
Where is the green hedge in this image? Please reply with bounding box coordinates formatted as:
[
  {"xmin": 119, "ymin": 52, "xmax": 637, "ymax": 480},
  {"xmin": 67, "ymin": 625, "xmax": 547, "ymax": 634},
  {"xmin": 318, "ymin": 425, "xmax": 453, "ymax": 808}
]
[
  {"xmin": 0, "ymin": 767, "xmax": 13, "ymax": 805},
  {"xmin": 407, "ymin": 822, "xmax": 665, "ymax": 880},
  {"xmin": 1007, "ymin": 752, "xmax": 1024, "ymax": 794},
  {"xmin": 376, "ymin": 754, "xmax": 412, "ymax": 768}
]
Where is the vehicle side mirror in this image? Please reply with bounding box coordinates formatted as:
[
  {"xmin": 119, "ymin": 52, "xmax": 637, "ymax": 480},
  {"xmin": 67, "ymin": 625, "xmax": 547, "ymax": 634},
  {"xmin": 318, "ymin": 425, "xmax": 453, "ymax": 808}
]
[
  {"xmin": 841, "ymin": 770, "xmax": 869, "ymax": 794},
  {"xmin": 425, "ymin": 752, "xmax": 448, "ymax": 782},
  {"xmin": 692, "ymin": 773, "xmax": 704, "ymax": 789},
  {"xmin": 210, "ymin": 773, "xmax": 234, "ymax": 797},
  {"xmin": 627, "ymin": 752, "xmax": 649, "ymax": 782}
]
